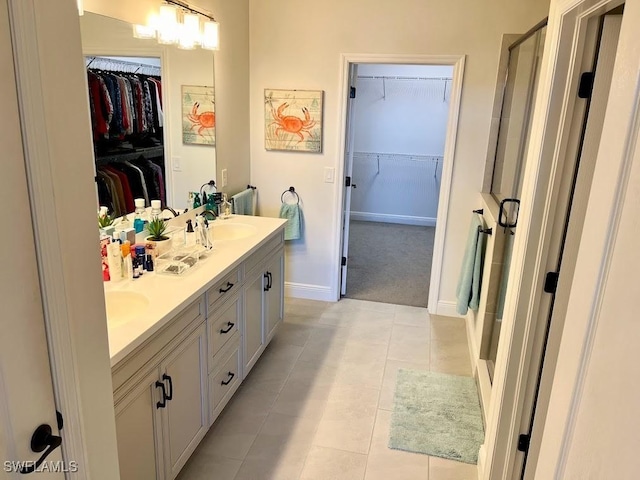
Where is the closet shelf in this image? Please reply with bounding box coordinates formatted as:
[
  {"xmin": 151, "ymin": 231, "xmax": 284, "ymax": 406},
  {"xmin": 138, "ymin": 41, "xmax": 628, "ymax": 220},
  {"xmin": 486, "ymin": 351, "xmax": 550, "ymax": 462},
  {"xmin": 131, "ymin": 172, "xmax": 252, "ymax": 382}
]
[{"xmin": 95, "ymin": 146, "xmax": 165, "ymax": 165}]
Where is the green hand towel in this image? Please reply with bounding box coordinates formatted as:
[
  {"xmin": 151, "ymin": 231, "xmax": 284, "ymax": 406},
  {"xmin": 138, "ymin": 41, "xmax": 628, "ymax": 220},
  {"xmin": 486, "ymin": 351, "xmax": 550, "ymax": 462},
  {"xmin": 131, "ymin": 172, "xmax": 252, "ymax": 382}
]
[
  {"xmin": 456, "ymin": 215, "xmax": 487, "ymax": 315},
  {"xmin": 231, "ymin": 188, "xmax": 255, "ymax": 215},
  {"xmin": 279, "ymin": 203, "xmax": 301, "ymax": 240}
]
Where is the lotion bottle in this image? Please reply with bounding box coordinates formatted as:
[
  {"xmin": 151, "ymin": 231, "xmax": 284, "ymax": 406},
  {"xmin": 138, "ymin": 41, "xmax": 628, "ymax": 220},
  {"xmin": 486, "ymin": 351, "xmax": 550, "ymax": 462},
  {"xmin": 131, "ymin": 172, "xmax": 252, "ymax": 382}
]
[
  {"xmin": 107, "ymin": 241, "xmax": 123, "ymax": 282},
  {"xmin": 121, "ymin": 241, "xmax": 133, "ymax": 280}
]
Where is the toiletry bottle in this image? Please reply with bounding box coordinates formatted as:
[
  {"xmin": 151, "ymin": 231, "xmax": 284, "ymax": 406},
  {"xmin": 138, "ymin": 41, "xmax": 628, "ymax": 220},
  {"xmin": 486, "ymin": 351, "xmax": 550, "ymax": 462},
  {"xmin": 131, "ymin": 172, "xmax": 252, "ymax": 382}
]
[
  {"xmin": 107, "ymin": 240, "xmax": 123, "ymax": 282},
  {"xmin": 150, "ymin": 199, "xmax": 162, "ymax": 220},
  {"xmin": 133, "ymin": 198, "xmax": 147, "ymax": 234},
  {"xmin": 121, "ymin": 241, "xmax": 133, "ymax": 280},
  {"xmin": 145, "ymin": 254, "xmax": 154, "ymax": 272},
  {"xmin": 135, "ymin": 246, "xmax": 146, "ymax": 270},
  {"xmin": 185, "ymin": 219, "xmax": 196, "ymax": 247},
  {"xmin": 132, "ymin": 257, "xmax": 140, "ymax": 279}
]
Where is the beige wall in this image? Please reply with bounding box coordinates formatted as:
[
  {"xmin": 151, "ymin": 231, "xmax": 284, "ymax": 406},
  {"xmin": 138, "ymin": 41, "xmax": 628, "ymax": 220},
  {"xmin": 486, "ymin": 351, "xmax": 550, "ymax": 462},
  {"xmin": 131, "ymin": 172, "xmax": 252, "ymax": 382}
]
[{"xmin": 248, "ymin": 0, "xmax": 550, "ymax": 302}]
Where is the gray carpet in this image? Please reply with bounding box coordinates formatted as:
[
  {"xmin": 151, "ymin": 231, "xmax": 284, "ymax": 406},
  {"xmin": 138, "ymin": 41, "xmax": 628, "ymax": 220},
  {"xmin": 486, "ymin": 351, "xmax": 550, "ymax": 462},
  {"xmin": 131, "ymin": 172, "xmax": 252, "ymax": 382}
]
[
  {"xmin": 389, "ymin": 369, "xmax": 484, "ymax": 464},
  {"xmin": 345, "ymin": 221, "xmax": 435, "ymax": 307}
]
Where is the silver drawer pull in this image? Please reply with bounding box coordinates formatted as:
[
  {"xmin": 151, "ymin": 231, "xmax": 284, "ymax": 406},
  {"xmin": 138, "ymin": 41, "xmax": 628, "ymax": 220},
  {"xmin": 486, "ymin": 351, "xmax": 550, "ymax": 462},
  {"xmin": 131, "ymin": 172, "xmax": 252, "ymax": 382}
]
[
  {"xmin": 220, "ymin": 322, "xmax": 235, "ymax": 334},
  {"xmin": 221, "ymin": 372, "xmax": 235, "ymax": 386}
]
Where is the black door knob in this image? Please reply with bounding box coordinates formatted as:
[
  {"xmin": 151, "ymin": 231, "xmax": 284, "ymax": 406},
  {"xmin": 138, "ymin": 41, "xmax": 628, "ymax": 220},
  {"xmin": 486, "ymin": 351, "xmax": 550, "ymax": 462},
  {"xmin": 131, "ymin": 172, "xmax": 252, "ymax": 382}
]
[{"xmin": 20, "ymin": 424, "xmax": 62, "ymax": 474}]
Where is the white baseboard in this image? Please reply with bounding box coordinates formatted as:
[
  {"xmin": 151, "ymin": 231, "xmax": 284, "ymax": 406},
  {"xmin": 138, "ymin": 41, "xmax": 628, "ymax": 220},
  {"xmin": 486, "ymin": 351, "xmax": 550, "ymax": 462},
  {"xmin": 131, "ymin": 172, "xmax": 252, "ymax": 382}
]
[
  {"xmin": 350, "ymin": 211, "xmax": 436, "ymax": 227},
  {"xmin": 285, "ymin": 282, "xmax": 335, "ymax": 302},
  {"xmin": 434, "ymin": 300, "xmax": 461, "ymax": 317}
]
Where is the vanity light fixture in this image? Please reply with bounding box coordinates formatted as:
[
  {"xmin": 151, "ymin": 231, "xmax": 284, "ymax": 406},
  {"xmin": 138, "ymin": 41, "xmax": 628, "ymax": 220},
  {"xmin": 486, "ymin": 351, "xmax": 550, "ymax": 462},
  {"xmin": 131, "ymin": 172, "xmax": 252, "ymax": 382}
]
[
  {"xmin": 178, "ymin": 12, "xmax": 201, "ymax": 50},
  {"xmin": 132, "ymin": 0, "xmax": 219, "ymax": 51},
  {"xmin": 201, "ymin": 20, "xmax": 220, "ymax": 51},
  {"xmin": 77, "ymin": 0, "xmax": 84, "ymax": 15},
  {"xmin": 157, "ymin": 3, "xmax": 180, "ymax": 45}
]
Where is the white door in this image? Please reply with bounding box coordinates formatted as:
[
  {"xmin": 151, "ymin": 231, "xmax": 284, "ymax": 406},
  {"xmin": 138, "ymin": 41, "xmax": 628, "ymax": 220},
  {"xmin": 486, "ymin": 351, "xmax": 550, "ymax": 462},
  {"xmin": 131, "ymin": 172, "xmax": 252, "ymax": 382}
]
[
  {"xmin": 243, "ymin": 271, "xmax": 265, "ymax": 375},
  {"xmin": 340, "ymin": 63, "xmax": 359, "ymax": 296},
  {"xmin": 0, "ymin": 0, "xmax": 64, "ymax": 476},
  {"xmin": 264, "ymin": 248, "xmax": 284, "ymax": 343}
]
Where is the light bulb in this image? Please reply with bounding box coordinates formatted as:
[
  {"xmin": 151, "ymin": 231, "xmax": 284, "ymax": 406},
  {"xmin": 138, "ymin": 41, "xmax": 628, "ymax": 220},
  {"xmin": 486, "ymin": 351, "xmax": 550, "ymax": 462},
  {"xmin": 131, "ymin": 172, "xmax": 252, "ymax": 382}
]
[
  {"xmin": 157, "ymin": 4, "xmax": 179, "ymax": 45},
  {"xmin": 133, "ymin": 24, "xmax": 157, "ymax": 40},
  {"xmin": 178, "ymin": 13, "xmax": 201, "ymax": 50},
  {"xmin": 201, "ymin": 21, "xmax": 220, "ymax": 50}
]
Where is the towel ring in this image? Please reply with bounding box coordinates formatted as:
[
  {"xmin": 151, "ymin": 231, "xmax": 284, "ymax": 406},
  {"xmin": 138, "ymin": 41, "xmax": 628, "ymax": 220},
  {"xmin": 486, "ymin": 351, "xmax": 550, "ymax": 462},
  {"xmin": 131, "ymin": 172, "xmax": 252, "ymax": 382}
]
[{"xmin": 281, "ymin": 186, "xmax": 300, "ymax": 205}]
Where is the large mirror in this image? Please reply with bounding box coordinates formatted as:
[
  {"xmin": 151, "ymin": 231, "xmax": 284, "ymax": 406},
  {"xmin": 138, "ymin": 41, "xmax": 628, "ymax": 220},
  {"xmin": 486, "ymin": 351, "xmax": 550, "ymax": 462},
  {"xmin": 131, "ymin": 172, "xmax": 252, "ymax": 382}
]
[{"xmin": 80, "ymin": 11, "xmax": 216, "ymax": 214}]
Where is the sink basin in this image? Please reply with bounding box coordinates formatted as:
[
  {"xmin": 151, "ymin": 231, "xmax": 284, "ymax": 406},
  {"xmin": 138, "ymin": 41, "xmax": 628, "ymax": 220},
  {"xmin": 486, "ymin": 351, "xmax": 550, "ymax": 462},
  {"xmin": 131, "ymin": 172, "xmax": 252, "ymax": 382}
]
[
  {"xmin": 104, "ymin": 291, "xmax": 149, "ymax": 325},
  {"xmin": 212, "ymin": 222, "xmax": 257, "ymax": 241}
]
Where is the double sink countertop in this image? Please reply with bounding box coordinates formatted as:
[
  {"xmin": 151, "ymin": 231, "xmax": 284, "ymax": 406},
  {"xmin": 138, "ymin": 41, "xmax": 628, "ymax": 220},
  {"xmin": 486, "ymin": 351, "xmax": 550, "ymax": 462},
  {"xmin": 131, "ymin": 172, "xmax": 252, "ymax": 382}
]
[{"xmin": 104, "ymin": 214, "xmax": 287, "ymax": 367}]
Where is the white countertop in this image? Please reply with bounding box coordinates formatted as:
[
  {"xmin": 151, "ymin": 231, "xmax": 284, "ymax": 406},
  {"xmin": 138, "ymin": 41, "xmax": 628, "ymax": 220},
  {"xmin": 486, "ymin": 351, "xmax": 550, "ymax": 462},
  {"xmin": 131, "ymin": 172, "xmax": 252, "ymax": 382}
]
[{"xmin": 105, "ymin": 214, "xmax": 287, "ymax": 367}]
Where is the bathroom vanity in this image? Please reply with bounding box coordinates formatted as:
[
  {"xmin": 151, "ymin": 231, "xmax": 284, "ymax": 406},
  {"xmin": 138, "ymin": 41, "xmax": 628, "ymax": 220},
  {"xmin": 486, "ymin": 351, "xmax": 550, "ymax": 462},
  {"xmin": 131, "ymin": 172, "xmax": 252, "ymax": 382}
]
[{"xmin": 105, "ymin": 215, "xmax": 286, "ymax": 480}]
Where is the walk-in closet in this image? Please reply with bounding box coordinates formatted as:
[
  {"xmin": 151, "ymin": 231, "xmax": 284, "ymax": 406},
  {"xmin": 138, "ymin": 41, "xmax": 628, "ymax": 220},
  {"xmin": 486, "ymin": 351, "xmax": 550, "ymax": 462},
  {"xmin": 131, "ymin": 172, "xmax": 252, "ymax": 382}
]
[{"xmin": 343, "ymin": 64, "xmax": 454, "ymax": 307}]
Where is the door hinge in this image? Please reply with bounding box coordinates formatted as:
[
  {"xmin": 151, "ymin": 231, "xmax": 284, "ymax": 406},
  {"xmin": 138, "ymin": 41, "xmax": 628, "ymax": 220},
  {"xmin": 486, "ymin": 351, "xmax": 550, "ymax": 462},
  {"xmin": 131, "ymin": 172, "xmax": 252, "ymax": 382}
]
[
  {"xmin": 350, "ymin": 86, "xmax": 356, "ymax": 99},
  {"xmin": 345, "ymin": 176, "xmax": 351, "ymax": 187},
  {"xmin": 578, "ymin": 72, "xmax": 594, "ymax": 99},
  {"xmin": 544, "ymin": 271, "xmax": 559, "ymax": 294},
  {"xmin": 56, "ymin": 411, "xmax": 63, "ymax": 430},
  {"xmin": 341, "ymin": 256, "xmax": 347, "ymax": 266},
  {"xmin": 517, "ymin": 433, "xmax": 531, "ymax": 453}
]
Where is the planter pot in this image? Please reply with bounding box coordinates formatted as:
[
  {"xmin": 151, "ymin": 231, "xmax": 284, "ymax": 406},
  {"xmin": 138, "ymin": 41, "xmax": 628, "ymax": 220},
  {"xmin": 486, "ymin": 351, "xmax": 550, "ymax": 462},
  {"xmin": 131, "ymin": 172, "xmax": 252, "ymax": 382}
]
[{"xmin": 146, "ymin": 236, "xmax": 173, "ymax": 257}]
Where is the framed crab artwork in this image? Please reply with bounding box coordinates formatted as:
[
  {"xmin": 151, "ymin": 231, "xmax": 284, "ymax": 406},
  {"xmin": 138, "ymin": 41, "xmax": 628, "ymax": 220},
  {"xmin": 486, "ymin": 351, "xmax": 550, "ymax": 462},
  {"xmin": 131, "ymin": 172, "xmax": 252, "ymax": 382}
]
[
  {"xmin": 264, "ymin": 89, "xmax": 323, "ymax": 152},
  {"xmin": 182, "ymin": 85, "xmax": 216, "ymax": 146}
]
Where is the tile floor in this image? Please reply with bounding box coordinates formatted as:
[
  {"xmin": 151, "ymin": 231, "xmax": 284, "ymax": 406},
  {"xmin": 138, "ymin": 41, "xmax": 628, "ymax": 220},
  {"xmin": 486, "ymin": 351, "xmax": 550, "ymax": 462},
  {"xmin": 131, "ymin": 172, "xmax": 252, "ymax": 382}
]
[{"xmin": 177, "ymin": 298, "xmax": 478, "ymax": 480}]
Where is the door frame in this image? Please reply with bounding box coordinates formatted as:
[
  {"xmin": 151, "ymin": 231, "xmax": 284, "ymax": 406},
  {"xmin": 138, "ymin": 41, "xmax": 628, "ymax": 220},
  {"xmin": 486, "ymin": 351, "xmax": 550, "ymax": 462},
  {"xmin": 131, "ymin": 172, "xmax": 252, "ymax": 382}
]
[
  {"xmin": 479, "ymin": 0, "xmax": 624, "ymax": 478},
  {"xmin": 332, "ymin": 53, "xmax": 466, "ymax": 307},
  {"xmin": 8, "ymin": 0, "xmax": 120, "ymax": 477}
]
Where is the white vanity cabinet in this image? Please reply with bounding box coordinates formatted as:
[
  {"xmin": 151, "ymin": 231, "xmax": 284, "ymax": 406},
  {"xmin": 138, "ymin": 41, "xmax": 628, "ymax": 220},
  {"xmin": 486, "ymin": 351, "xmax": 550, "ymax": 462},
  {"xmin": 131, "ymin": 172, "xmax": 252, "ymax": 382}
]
[
  {"xmin": 110, "ymin": 222, "xmax": 286, "ymax": 480},
  {"xmin": 243, "ymin": 235, "xmax": 285, "ymax": 376},
  {"xmin": 112, "ymin": 299, "xmax": 207, "ymax": 480}
]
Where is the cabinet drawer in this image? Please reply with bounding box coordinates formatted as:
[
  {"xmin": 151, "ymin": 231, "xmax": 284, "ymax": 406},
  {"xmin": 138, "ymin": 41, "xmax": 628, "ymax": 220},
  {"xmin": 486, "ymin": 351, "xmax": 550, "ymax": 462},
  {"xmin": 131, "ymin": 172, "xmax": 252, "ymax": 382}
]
[
  {"xmin": 208, "ymin": 294, "xmax": 241, "ymax": 371},
  {"xmin": 209, "ymin": 341, "xmax": 241, "ymax": 423},
  {"xmin": 206, "ymin": 267, "xmax": 242, "ymax": 315},
  {"xmin": 244, "ymin": 232, "xmax": 284, "ymax": 276}
]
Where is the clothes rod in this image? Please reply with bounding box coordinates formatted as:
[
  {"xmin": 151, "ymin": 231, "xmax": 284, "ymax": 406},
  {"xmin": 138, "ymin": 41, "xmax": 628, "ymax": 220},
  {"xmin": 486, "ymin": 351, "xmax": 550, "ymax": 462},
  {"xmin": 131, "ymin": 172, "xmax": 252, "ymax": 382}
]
[
  {"xmin": 357, "ymin": 75, "xmax": 452, "ymax": 81},
  {"xmin": 86, "ymin": 56, "xmax": 161, "ymax": 74}
]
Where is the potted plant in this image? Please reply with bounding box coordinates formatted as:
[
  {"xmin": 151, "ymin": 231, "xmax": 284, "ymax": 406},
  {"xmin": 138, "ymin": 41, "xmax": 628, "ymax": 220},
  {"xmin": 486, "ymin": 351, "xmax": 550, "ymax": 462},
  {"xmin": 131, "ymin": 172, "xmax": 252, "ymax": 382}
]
[
  {"xmin": 98, "ymin": 211, "xmax": 115, "ymax": 229},
  {"xmin": 146, "ymin": 217, "xmax": 173, "ymax": 256}
]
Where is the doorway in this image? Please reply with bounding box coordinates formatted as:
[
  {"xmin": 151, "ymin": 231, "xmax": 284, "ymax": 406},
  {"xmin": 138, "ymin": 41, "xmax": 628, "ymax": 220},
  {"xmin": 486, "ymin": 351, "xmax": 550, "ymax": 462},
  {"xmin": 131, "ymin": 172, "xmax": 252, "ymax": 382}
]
[
  {"xmin": 335, "ymin": 55, "xmax": 465, "ymax": 309},
  {"xmin": 342, "ymin": 64, "xmax": 452, "ymax": 307}
]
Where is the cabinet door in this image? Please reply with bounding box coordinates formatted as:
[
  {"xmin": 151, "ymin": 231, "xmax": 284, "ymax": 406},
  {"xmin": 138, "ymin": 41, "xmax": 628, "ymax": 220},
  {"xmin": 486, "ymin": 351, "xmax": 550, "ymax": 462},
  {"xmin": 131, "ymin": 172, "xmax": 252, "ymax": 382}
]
[
  {"xmin": 264, "ymin": 247, "xmax": 284, "ymax": 344},
  {"xmin": 114, "ymin": 370, "xmax": 164, "ymax": 480},
  {"xmin": 160, "ymin": 323, "xmax": 208, "ymax": 480},
  {"xmin": 243, "ymin": 270, "xmax": 265, "ymax": 376}
]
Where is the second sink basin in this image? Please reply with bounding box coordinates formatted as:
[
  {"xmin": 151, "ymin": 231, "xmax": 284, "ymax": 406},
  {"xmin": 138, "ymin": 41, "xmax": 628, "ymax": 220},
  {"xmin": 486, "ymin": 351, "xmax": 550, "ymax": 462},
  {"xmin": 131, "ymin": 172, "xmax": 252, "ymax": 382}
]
[
  {"xmin": 212, "ymin": 222, "xmax": 257, "ymax": 241},
  {"xmin": 105, "ymin": 291, "xmax": 149, "ymax": 326}
]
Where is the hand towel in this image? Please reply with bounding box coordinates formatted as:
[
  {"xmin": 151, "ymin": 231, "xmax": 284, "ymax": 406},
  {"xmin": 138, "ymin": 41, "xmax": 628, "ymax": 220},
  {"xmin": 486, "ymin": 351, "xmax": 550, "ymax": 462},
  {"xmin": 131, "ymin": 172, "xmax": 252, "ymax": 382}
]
[
  {"xmin": 231, "ymin": 188, "xmax": 255, "ymax": 215},
  {"xmin": 279, "ymin": 203, "xmax": 301, "ymax": 240},
  {"xmin": 456, "ymin": 214, "xmax": 487, "ymax": 315}
]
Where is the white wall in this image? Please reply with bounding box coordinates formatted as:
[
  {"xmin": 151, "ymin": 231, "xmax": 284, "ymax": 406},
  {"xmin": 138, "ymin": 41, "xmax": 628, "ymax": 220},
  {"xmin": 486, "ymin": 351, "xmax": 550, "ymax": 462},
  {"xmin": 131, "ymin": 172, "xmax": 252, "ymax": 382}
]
[
  {"xmin": 249, "ymin": 0, "xmax": 550, "ymax": 301},
  {"xmin": 350, "ymin": 64, "xmax": 451, "ymax": 224},
  {"xmin": 353, "ymin": 64, "xmax": 452, "ymax": 156}
]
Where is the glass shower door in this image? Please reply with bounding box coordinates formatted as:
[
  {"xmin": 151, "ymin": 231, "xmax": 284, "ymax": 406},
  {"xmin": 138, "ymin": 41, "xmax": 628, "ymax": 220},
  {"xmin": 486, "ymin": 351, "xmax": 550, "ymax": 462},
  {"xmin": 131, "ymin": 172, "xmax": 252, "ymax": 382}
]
[{"xmin": 485, "ymin": 24, "xmax": 547, "ymax": 381}]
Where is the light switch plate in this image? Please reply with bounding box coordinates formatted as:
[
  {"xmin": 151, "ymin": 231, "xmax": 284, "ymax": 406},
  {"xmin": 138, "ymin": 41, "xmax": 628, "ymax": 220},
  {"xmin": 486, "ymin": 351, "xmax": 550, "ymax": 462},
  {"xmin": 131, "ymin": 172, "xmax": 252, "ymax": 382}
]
[
  {"xmin": 324, "ymin": 167, "xmax": 335, "ymax": 183},
  {"xmin": 221, "ymin": 169, "xmax": 228, "ymax": 187},
  {"xmin": 172, "ymin": 157, "xmax": 181, "ymax": 172}
]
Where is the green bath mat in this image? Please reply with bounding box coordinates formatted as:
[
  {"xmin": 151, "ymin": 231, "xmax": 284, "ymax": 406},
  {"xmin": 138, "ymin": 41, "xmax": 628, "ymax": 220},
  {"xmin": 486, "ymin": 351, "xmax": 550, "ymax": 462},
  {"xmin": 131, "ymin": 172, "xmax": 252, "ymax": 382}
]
[{"xmin": 389, "ymin": 369, "xmax": 484, "ymax": 464}]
